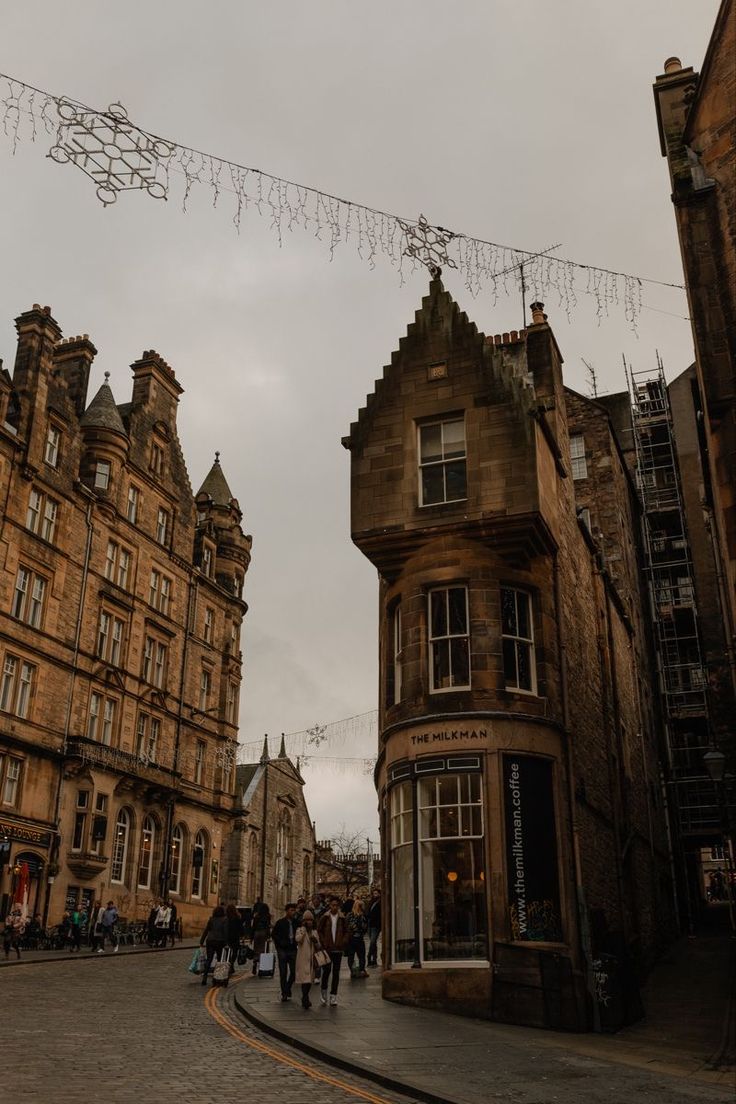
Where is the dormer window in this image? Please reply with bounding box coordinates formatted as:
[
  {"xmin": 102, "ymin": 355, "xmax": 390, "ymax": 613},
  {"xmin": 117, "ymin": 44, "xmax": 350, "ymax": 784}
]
[
  {"xmin": 150, "ymin": 442, "xmax": 164, "ymax": 477},
  {"xmin": 94, "ymin": 460, "xmax": 111, "ymax": 491},
  {"xmin": 44, "ymin": 424, "xmax": 61, "ymax": 468}
]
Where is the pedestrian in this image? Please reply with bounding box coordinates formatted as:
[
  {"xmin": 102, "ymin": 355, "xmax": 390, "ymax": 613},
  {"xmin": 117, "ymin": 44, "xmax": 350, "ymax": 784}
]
[
  {"xmin": 100, "ymin": 900, "xmax": 119, "ymax": 953},
  {"xmin": 168, "ymin": 899, "xmax": 178, "ymax": 947},
  {"xmin": 366, "ymin": 888, "xmax": 381, "ymax": 968},
  {"xmin": 310, "ymin": 893, "xmax": 325, "ymax": 921},
  {"xmin": 154, "ymin": 900, "xmax": 171, "ymax": 947},
  {"xmin": 251, "ymin": 901, "xmax": 271, "ymax": 976},
  {"xmin": 26, "ymin": 913, "xmax": 42, "ymax": 950},
  {"xmin": 295, "ymin": 909, "xmax": 320, "ymax": 1009},
  {"xmin": 2, "ymin": 908, "xmax": 25, "ymax": 959},
  {"xmin": 294, "ymin": 896, "xmax": 307, "ymax": 925},
  {"xmin": 199, "ymin": 905, "xmax": 228, "ymax": 986},
  {"xmin": 147, "ymin": 901, "xmax": 158, "ymax": 946},
  {"xmin": 346, "ymin": 898, "xmax": 368, "ymax": 977},
  {"xmin": 69, "ymin": 907, "xmax": 82, "ymax": 951},
  {"xmin": 58, "ymin": 911, "xmax": 72, "ymax": 949},
  {"xmin": 91, "ymin": 901, "xmax": 105, "ymax": 951},
  {"xmin": 317, "ymin": 896, "xmax": 348, "ymax": 1006},
  {"xmin": 272, "ymin": 902, "xmax": 298, "ymax": 1001},
  {"xmin": 225, "ymin": 903, "xmax": 243, "ymax": 974}
]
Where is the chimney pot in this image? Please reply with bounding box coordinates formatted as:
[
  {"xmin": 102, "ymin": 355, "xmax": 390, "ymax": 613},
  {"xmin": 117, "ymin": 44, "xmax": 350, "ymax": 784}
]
[
  {"xmin": 663, "ymin": 57, "xmax": 682, "ymax": 74},
  {"xmin": 530, "ymin": 301, "xmax": 547, "ymax": 324}
]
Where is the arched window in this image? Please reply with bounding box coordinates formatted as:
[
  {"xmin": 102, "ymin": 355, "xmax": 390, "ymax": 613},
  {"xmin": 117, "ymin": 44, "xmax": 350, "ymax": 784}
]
[
  {"xmin": 276, "ymin": 809, "xmax": 292, "ymax": 906},
  {"xmin": 246, "ymin": 831, "xmax": 258, "ymax": 902},
  {"xmin": 170, "ymin": 824, "xmax": 186, "ymax": 896},
  {"xmin": 191, "ymin": 829, "xmax": 207, "ymax": 899},
  {"xmin": 137, "ymin": 815, "xmax": 156, "ymax": 889},
  {"xmin": 111, "ymin": 808, "xmax": 130, "ymax": 884}
]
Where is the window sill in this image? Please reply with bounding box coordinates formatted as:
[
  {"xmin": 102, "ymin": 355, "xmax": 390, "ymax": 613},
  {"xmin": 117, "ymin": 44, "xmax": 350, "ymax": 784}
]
[{"xmin": 389, "ymin": 959, "xmax": 490, "ymax": 970}]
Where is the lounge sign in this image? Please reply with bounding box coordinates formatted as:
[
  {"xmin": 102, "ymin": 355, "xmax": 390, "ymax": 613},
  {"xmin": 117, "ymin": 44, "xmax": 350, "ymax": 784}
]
[
  {"xmin": 0, "ymin": 818, "xmax": 52, "ymax": 847},
  {"xmin": 503, "ymin": 755, "xmax": 562, "ymax": 943}
]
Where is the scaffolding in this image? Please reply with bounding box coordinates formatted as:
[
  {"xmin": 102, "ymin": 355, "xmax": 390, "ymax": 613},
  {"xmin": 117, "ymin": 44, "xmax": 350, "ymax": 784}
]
[{"xmin": 626, "ymin": 355, "xmax": 720, "ymax": 836}]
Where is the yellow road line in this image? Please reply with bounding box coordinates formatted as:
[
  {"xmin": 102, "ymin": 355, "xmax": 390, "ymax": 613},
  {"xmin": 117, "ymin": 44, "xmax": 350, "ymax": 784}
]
[{"xmin": 204, "ymin": 973, "xmax": 402, "ymax": 1104}]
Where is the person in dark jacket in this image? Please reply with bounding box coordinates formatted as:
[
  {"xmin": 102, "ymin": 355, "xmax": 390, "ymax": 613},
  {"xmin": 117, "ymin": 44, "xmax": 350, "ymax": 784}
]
[
  {"xmin": 317, "ymin": 896, "xmax": 348, "ymax": 1005},
  {"xmin": 167, "ymin": 900, "xmax": 178, "ymax": 947},
  {"xmin": 272, "ymin": 903, "xmax": 298, "ymax": 1001},
  {"xmin": 225, "ymin": 903, "xmax": 243, "ymax": 974},
  {"xmin": 366, "ymin": 889, "xmax": 381, "ymax": 967},
  {"xmin": 251, "ymin": 902, "xmax": 271, "ymax": 976},
  {"xmin": 200, "ymin": 905, "xmax": 228, "ymax": 986}
]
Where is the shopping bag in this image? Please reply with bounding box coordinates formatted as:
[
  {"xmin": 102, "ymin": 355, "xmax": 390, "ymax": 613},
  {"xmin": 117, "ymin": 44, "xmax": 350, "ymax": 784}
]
[
  {"xmin": 187, "ymin": 948, "xmax": 201, "ymax": 974},
  {"xmin": 212, "ymin": 949, "xmax": 231, "ymax": 987}
]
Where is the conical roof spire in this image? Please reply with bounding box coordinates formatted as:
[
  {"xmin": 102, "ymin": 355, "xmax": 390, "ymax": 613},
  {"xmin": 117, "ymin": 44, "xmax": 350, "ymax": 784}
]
[
  {"xmin": 260, "ymin": 734, "xmax": 270, "ymax": 762},
  {"xmin": 80, "ymin": 373, "xmax": 127, "ymax": 435},
  {"xmin": 196, "ymin": 451, "xmax": 234, "ymax": 506},
  {"xmin": 278, "ymin": 734, "xmax": 287, "ymax": 758}
]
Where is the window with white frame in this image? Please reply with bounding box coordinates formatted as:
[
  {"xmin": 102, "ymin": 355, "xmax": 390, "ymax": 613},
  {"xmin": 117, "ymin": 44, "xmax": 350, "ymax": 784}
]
[
  {"xmin": 428, "ymin": 587, "xmax": 470, "ymax": 692},
  {"xmin": 136, "ymin": 712, "xmax": 160, "ymax": 763},
  {"xmin": 201, "ymin": 544, "xmax": 213, "ymax": 578},
  {"xmin": 225, "ymin": 680, "xmax": 238, "ymax": 724},
  {"xmin": 90, "ymin": 792, "xmax": 108, "ymax": 856},
  {"xmin": 138, "ymin": 815, "xmax": 156, "ymax": 889},
  {"xmin": 127, "ymin": 485, "xmax": 140, "ymax": 524},
  {"xmin": 44, "ymin": 424, "xmax": 61, "ymax": 467},
  {"xmin": 0, "ymin": 755, "xmax": 22, "ymax": 807},
  {"xmin": 149, "ymin": 569, "xmax": 172, "ymax": 616},
  {"xmin": 87, "ymin": 691, "xmax": 117, "ymax": 746},
  {"xmin": 203, "ymin": 607, "xmax": 214, "ymax": 644},
  {"xmin": 418, "ymin": 417, "xmax": 467, "ymax": 506},
  {"xmin": 142, "ymin": 635, "xmax": 168, "ymax": 689},
  {"xmin": 418, "ymin": 773, "xmax": 487, "ymax": 961},
  {"xmin": 11, "ymin": 566, "xmax": 47, "ymax": 629},
  {"xmin": 71, "ymin": 789, "xmax": 89, "ymax": 851},
  {"xmin": 94, "ymin": 460, "xmax": 111, "ymax": 490},
  {"xmin": 570, "ymin": 434, "xmax": 587, "ymax": 480},
  {"xmin": 390, "ymin": 782, "xmax": 414, "ymax": 964},
  {"xmin": 156, "ymin": 507, "xmax": 169, "ymax": 546},
  {"xmin": 104, "ymin": 542, "xmax": 131, "ymax": 589},
  {"xmin": 0, "ymin": 655, "xmax": 35, "ymax": 719},
  {"xmin": 26, "ymin": 488, "xmax": 59, "ymax": 543},
  {"xmin": 96, "ymin": 611, "xmax": 125, "ymax": 667},
  {"xmin": 501, "ymin": 587, "xmax": 536, "ymax": 693},
  {"xmin": 110, "ymin": 808, "xmax": 130, "ymax": 883},
  {"xmin": 199, "ymin": 669, "xmax": 211, "ymax": 712},
  {"xmin": 194, "ymin": 740, "xmax": 205, "ymax": 785}
]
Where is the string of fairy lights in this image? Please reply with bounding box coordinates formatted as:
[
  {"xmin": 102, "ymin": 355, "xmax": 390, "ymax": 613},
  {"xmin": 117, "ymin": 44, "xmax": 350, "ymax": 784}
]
[
  {"xmin": 236, "ymin": 711, "xmax": 379, "ymax": 775},
  {"xmin": 0, "ymin": 70, "xmax": 687, "ymax": 332}
]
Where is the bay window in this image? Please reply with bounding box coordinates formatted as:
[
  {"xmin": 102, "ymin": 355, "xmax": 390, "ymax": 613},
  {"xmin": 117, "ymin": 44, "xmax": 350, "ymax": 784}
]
[{"xmin": 429, "ymin": 586, "xmax": 470, "ymax": 692}]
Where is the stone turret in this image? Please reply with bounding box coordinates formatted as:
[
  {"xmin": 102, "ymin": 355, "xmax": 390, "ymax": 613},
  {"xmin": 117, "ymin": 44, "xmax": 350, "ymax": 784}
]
[
  {"xmin": 195, "ymin": 452, "xmax": 252, "ymax": 597},
  {"xmin": 79, "ymin": 373, "xmax": 129, "ymax": 497}
]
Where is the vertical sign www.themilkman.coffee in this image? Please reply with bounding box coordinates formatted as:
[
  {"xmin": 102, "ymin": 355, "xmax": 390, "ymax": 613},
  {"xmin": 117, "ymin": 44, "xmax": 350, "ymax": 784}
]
[{"xmin": 503, "ymin": 755, "xmax": 562, "ymax": 943}]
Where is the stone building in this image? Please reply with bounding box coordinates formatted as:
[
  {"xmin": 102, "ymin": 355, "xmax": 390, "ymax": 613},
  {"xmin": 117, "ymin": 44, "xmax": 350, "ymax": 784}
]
[
  {"xmin": 314, "ymin": 839, "xmax": 381, "ymax": 899},
  {"xmin": 223, "ymin": 737, "xmax": 316, "ymax": 910},
  {"xmin": 343, "ymin": 280, "xmax": 675, "ymax": 1029},
  {"xmin": 652, "ymin": 1, "xmax": 736, "ymax": 773},
  {"xmin": 0, "ymin": 304, "xmax": 250, "ymax": 933}
]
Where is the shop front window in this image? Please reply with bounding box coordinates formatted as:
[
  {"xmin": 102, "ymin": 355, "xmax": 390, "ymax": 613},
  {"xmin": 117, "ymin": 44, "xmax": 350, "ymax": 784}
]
[
  {"xmin": 390, "ymin": 781, "xmax": 415, "ymax": 964},
  {"xmin": 419, "ymin": 773, "xmax": 487, "ymax": 961}
]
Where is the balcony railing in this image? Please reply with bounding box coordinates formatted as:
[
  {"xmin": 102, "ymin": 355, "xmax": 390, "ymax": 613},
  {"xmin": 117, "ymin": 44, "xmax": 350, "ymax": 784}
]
[{"xmin": 67, "ymin": 736, "xmax": 177, "ymax": 787}]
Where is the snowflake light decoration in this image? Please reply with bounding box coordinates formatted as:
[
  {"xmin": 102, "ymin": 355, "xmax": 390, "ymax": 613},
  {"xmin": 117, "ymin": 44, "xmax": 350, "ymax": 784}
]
[
  {"xmin": 48, "ymin": 98, "xmax": 173, "ymax": 206},
  {"xmin": 307, "ymin": 722, "xmax": 328, "ymax": 748},
  {"xmin": 398, "ymin": 213, "xmax": 457, "ymax": 277}
]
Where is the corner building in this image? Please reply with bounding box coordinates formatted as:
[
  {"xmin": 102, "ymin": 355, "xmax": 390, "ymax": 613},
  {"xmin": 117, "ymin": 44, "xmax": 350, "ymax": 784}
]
[
  {"xmin": 0, "ymin": 305, "xmax": 250, "ymax": 932},
  {"xmin": 343, "ymin": 281, "xmax": 675, "ymax": 1029}
]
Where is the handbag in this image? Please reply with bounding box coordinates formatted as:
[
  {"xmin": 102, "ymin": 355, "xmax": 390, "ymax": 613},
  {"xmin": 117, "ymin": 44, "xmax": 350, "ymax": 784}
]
[{"xmin": 314, "ymin": 948, "xmax": 330, "ymax": 968}]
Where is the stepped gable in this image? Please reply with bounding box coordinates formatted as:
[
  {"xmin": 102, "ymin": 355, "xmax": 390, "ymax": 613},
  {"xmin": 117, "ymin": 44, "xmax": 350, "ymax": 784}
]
[
  {"xmin": 342, "ymin": 277, "xmax": 534, "ymax": 451},
  {"xmin": 80, "ymin": 375, "xmax": 127, "ymax": 435}
]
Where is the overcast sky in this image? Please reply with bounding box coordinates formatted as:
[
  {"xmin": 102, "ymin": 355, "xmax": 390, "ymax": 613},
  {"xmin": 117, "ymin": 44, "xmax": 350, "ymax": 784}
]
[{"xmin": 0, "ymin": 1, "xmax": 717, "ymax": 840}]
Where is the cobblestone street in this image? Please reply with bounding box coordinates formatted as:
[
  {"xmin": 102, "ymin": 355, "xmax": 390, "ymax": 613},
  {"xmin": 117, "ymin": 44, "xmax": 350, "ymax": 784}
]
[{"xmin": 3, "ymin": 953, "xmax": 419, "ymax": 1104}]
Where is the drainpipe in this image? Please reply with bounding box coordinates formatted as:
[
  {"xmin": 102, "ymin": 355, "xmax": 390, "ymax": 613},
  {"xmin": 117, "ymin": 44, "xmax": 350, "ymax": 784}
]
[
  {"xmin": 160, "ymin": 573, "xmax": 196, "ymax": 901},
  {"xmin": 260, "ymin": 746, "xmax": 269, "ymax": 902},
  {"xmin": 553, "ymin": 551, "xmax": 599, "ymax": 1031},
  {"xmin": 43, "ymin": 484, "xmax": 95, "ymax": 926}
]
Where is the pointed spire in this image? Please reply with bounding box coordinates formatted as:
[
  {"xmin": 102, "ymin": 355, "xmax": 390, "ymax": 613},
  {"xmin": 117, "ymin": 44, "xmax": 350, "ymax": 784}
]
[
  {"xmin": 260, "ymin": 734, "xmax": 270, "ymax": 762},
  {"xmin": 196, "ymin": 451, "xmax": 234, "ymax": 506},
  {"xmin": 80, "ymin": 377, "xmax": 127, "ymax": 435},
  {"xmin": 279, "ymin": 734, "xmax": 287, "ymax": 758}
]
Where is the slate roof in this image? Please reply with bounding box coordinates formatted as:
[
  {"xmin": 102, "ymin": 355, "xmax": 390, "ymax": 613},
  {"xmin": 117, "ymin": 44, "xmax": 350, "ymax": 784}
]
[
  {"xmin": 80, "ymin": 378, "xmax": 127, "ymax": 435},
  {"xmin": 196, "ymin": 454, "xmax": 234, "ymax": 505}
]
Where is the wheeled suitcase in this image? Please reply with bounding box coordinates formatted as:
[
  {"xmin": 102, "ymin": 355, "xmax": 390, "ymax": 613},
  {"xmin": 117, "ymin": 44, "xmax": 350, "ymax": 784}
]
[{"xmin": 257, "ymin": 941, "xmax": 275, "ymax": 978}]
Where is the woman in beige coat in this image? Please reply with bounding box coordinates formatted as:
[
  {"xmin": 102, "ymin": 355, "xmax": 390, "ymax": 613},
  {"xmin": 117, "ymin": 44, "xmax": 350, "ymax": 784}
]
[{"xmin": 295, "ymin": 909, "xmax": 320, "ymax": 1009}]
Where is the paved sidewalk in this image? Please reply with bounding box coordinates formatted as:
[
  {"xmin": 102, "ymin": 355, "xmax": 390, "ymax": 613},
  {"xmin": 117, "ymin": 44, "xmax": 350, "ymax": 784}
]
[
  {"xmin": 0, "ymin": 937, "xmax": 197, "ymax": 967},
  {"xmin": 235, "ymin": 930, "xmax": 735, "ymax": 1104}
]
